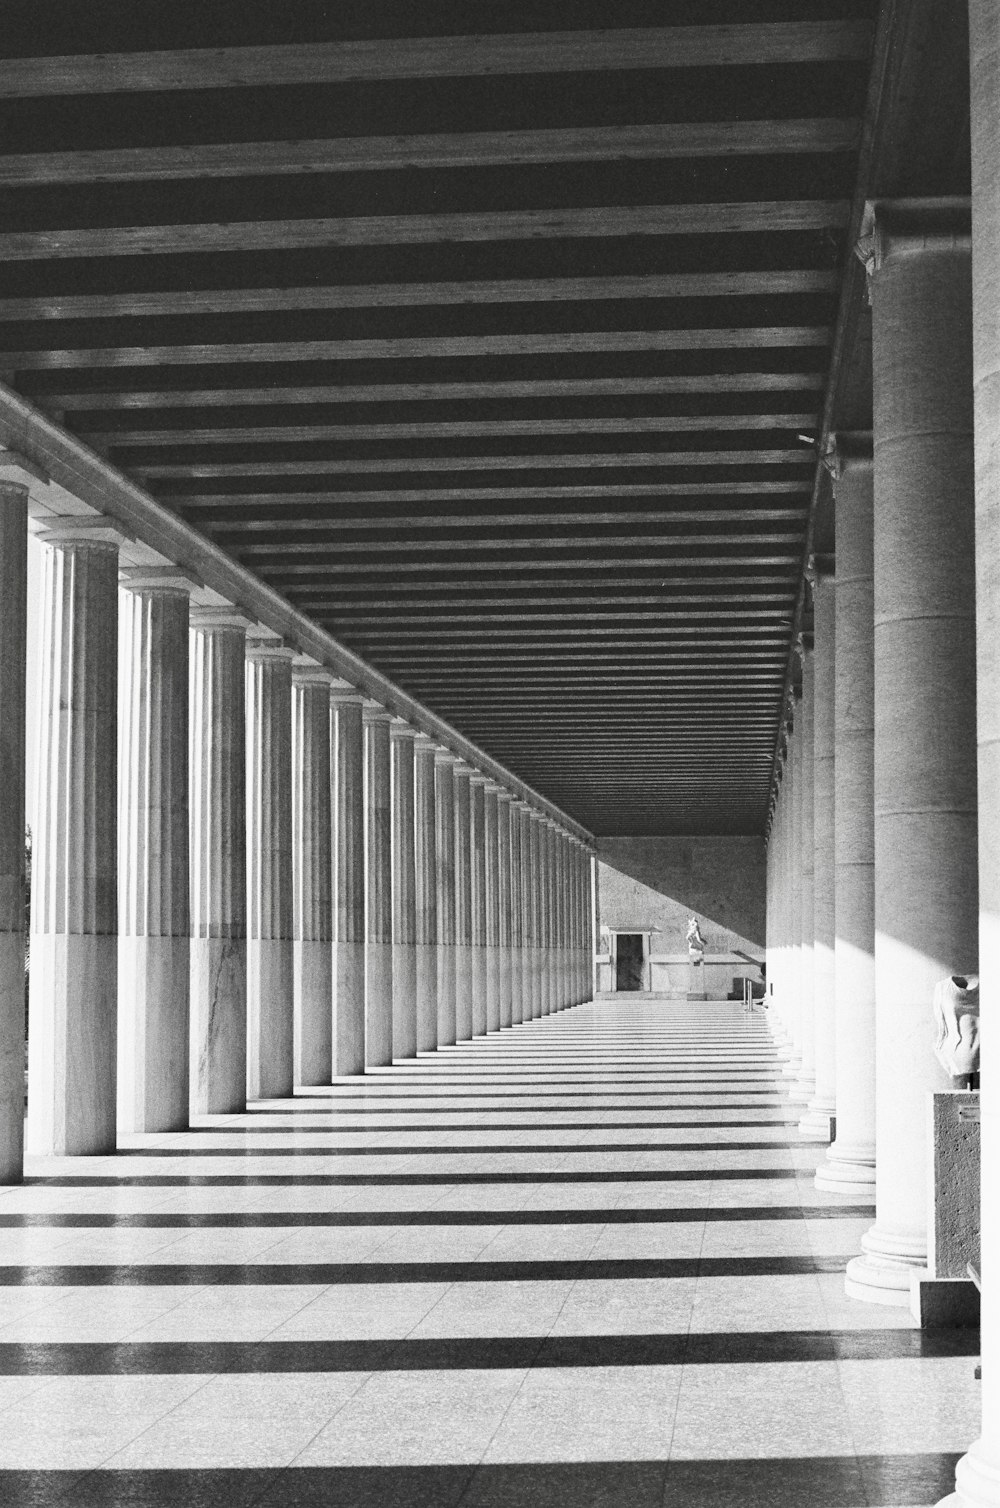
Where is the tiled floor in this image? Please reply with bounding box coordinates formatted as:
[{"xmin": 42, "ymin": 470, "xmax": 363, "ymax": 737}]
[{"xmin": 0, "ymin": 1000, "xmax": 979, "ymax": 1506}]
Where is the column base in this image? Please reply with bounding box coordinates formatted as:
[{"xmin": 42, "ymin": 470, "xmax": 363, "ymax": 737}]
[
  {"xmin": 781, "ymin": 1055, "xmax": 802, "ymax": 1079},
  {"xmin": 844, "ymin": 1226, "xmax": 927, "ymax": 1306},
  {"xmin": 798, "ymin": 1097, "xmax": 835, "ymax": 1140},
  {"xmin": 334, "ymin": 939, "xmax": 366, "ymax": 1074},
  {"xmin": 815, "ymin": 1140, "xmax": 876, "ymax": 1196},
  {"xmin": 788, "ymin": 1072, "xmax": 816, "ymax": 1103},
  {"xmin": 294, "ymin": 939, "xmax": 333, "ymax": 1085},
  {"xmin": 28, "ymin": 933, "xmax": 117, "ymax": 1155},
  {"xmin": 392, "ymin": 942, "xmax": 418, "ymax": 1059},
  {"xmin": 248, "ymin": 937, "xmax": 295, "ymax": 1099},
  {"xmin": 118, "ymin": 935, "xmax": 190, "ymax": 1134},
  {"xmin": 365, "ymin": 941, "xmax": 394, "ymax": 1067},
  {"xmin": 191, "ymin": 935, "xmax": 247, "ymax": 1117},
  {"xmin": 939, "ymin": 1439, "xmax": 1000, "ymax": 1507}
]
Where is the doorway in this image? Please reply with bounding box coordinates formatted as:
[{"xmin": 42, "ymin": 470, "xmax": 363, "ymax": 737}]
[{"xmin": 615, "ymin": 933, "xmax": 645, "ymax": 992}]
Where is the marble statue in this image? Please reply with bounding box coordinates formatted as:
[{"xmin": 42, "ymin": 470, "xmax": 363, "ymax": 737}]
[
  {"xmin": 686, "ymin": 918, "xmax": 706, "ymax": 963},
  {"xmin": 932, "ymin": 975, "xmax": 980, "ymax": 1083}
]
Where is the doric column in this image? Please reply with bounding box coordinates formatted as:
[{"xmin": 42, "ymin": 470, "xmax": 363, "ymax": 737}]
[
  {"xmin": 413, "ymin": 735, "xmax": 438, "ymax": 1052},
  {"xmin": 846, "ymin": 201, "xmax": 977, "ymax": 1306},
  {"xmin": 246, "ymin": 634, "xmax": 295, "ymax": 1100},
  {"xmin": 390, "ymin": 723, "xmax": 418, "ymax": 1060},
  {"xmin": 792, "ymin": 638, "xmax": 816, "ymax": 1102},
  {"xmin": 943, "ymin": 18, "xmax": 1000, "ymax": 1500},
  {"xmin": 452, "ymin": 762, "xmax": 473, "ymax": 1042},
  {"xmin": 291, "ymin": 662, "xmax": 333, "ymax": 1087},
  {"xmin": 817, "ymin": 438, "xmax": 876, "ymax": 1196},
  {"xmin": 332, "ymin": 689, "xmax": 365, "ymax": 1076},
  {"xmin": 802, "ymin": 563, "xmax": 836, "ymax": 1137},
  {"xmin": 434, "ymin": 749, "xmax": 457, "ymax": 1047},
  {"xmin": 29, "ymin": 520, "xmax": 121, "ymax": 1155},
  {"xmin": 509, "ymin": 795, "xmax": 523, "ymax": 1024},
  {"xmin": 484, "ymin": 783, "xmax": 500, "ymax": 1032},
  {"xmin": 517, "ymin": 804, "xmax": 534, "ymax": 1019},
  {"xmin": 118, "ymin": 569, "xmax": 192, "ymax": 1135},
  {"xmin": 189, "ymin": 606, "xmax": 251, "ymax": 1117},
  {"xmin": 558, "ymin": 832, "xmax": 569, "ymax": 1009},
  {"xmin": 782, "ymin": 693, "xmax": 804, "ymax": 1080},
  {"xmin": 0, "ymin": 483, "xmax": 28, "ymax": 1182},
  {"xmin": 364, "ymin": 708, "xmax": 394, "ymax": 1067},
  {"xmin": 469, "ymin": 774, "xmax": 488, "ymax": 1036},
  {"xmin": 497, "ymin": 792, "xmax": 514, "ymax": 1028},
  {"xmin": 529, "ymin": 812, "xmax": 545, "ymax": 1017}
]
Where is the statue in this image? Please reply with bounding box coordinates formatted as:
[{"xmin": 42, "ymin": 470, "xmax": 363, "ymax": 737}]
[
  {"xmin": 686, "ymin": 918, "xmax": 706, "ymax": 963},
  {"xmin": 932, "ymin": 975, "xmax": 980, "ymax": 1085}
]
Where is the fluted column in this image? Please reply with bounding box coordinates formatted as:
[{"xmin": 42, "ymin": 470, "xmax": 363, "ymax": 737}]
[
  {"xmin": 802, "ymin": 566, "xmax": 836, "ymax": 1137},
  {"xmin": 557, "ymin": 832, "xmax": 569, "ymax": 1009},
  {"xmin": 509, "ymin": 795, "xmax": 523, "ymax": 1024},
  {"xmin": 782, "ymin": 695, "xmax": 804, "ymax": 1080},
  {"xmin": 517, "ymin": 804, "xmax": 534, "ymax": 1020},
  {"xmin": 0, "ymin": 483, "xmax": 28, "ymax": 1182},
  {"xmin": 817, "ymin": 439, "xmax": 876, "ymax": 1195},
  {"xmin": 246, "ymin": 636, "xmax": 295, "ymax": 1100},
  {"xmin": 484, "ymin": 784, "xmax": 500, "ymax": 1032},
  {"xmin": 847, "ymin": 202, "xmax": 977, "ymax": 1305},
  {"xmin": 332, "ymin": 690, "xmax": 365, "ymax": 1076},
  {"xmin": 390, "ymin": 723, "xmax": 417, "ymax": 1060},
  {"xmin": 364, "ymin": 707, "xmax": 393, "ymax": 1069},
  {"xmin": 29, "ymin": 521, "xmax": 121, "ymax": 1155},
  {"xmin": 792, "ymin": 639, "xmax": 816, "ymax": 1102},
  {"xmin": 469, "ymin": 774, "xmax": 488, "ymax": 1036},
  {"xmin": 529, "ymin": 812, "xmax": 544, "ymax": 1018},
  {"xmin": 292, "ymin": 663, "xmax": 333, "ymax": 1087},
  {"xmin": 453, "ymin": 763, "xmax": 473, "ymax": 1042},
  {"xmin": 497, "ymin": 793, "xmax": 513, "ymax": 1028},
  {"xmin": 189, "ymin": 606, "xmax": 251, "ymax": 1117},
  {"xmin": 434, "ymin": 750, "xmax": 457, "ymax": 1047},
  {"xmin": 413, "ymin": 735, "xmax": 437, "ymax": 1053},
  {"xmin": 118, "ymin": 570, "xmax": 192, "ymax": 1135}
]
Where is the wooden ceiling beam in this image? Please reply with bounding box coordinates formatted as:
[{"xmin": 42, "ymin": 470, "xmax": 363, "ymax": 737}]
[
  {"xmin": 165, "ymin": 483, "xmax": 809, "ymax": 507},
  {"xmin": 132, "ymin": 450, "xmax": 810, "ymax": 476}
]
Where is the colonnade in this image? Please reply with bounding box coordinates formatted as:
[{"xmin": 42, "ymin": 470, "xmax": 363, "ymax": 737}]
[{"xmin": 0, "ymin": 501, "xmax": 594, "ymax": 1182}]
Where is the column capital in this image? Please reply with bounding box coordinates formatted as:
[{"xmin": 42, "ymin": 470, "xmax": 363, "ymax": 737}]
[
  {"xmin": 822, "ymin": 431, "xmax": 873, "ymax": 482},
  {"xmin": 0, "ymin": 479, "xmax": 30, "ymax": 504},
  {"xmin": 389, "ymin": 718, "xmax": 419, "ymax": 740},
  {"xmin": 362, "ymin": 703, "xmax": 394, "ymax": 726},
  {"xmin": 468, "ymin": 770, "xmax": 489, "ymax": 786},
  {"xmin": 120, "ymin": 566, "xmax": 195, "ymax": 596},
  {"xmin": 190, "ymin": 604, "xmax": 254, "ymax": 633},
  {"xmin": 37, "ymin": 514, "xmax": 131, "ymax": 550},
  {"xmin": 434, "ymin": 745, "xmax": 459, "ymax": 765},
  {"xmin": 291, "ymin": 656, "xmax": 334, "ymax": 687},
  {"xmin": 855, "ymin": 197, "xmax": 970, "ymax": 300},
  {"xmin": 328, "ymin": 685, "xmax": 364, "ymax": 707}
]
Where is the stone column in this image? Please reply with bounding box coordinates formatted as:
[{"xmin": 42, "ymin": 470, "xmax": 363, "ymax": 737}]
[
  {"xmin": 817, "ymin": 439, "xmax": 876, "ymax": 1195},
  {"xmin": 189, "ymin": 606, "xmax": 251, "ymax": 1117},
  {"xmin": 413, "ymin": 735, "xmax": 438, "ymax": 1053},
  {"xmin": 557, "ymin": 832, "xmax": 569, "ymax": 1009},
  {"xmin": 364, "ymin": 707, "xmax": 393, "ymax": 1068},
  {"xmin": 517, "ymin": 804, "xmax": 534, "ymax": 1019},
  {"xmin": 942, "ymin": 16, "xmax": 1000, "ymax": 1499},
  {"xmin": 469, "ymin": 774, "xmax": 488, "ymax": 1035},
  {"xmin": 390, "ymin": 723, "xmax": 418, "ymax": 1060},
  {"xmin": 529, "ymin": 812, "xmax": 544, "ymax": 1017},
  {"xmin": 434, "ymin": 749, "xmax": 457, "ymax": 1047},
  {"xmin": 118, "ymin": 570, "xmax": 192, "ymax": 1135},
  {"xmin": 792, "ymin": 639, "xmax": 816, "ymax": 1102},
  {"xmin": 452, "ymin": 763, "xmax": 473, "ymax": 1041},
  {"xmin": 246, "ymin": 635, "xmax": 295, "ymax": 1101},
  {"xmin": 291, "ymin": 663, "xmax": 333, "ymax": 1087},
  {"xmin": 802, "ymin": 565, "xmax": 837, "ymax": 1137},
  {"xmin": 497, "ymin": 792, "xmax": 514, "ymax": 1028},
  {"xmin": 29, "ymin": 521, "xmax": 121, "ymax": 1155},
  {"xmin": 332, "ymin": 690, "xmax": 365, "ymax": 1076},
  {"xmin": 846, "ymin": 201, "xmax": 977, "ymax": 1306},
  {"xmin": 509, "ymin": 795, "xmax": 523, "ymax": 1024},
  {"xmin": 0, "ymin": 483, "xmax": 27, "ymax": 1182},
  {"xmin": 484, "ymin": 784, "xmax": 500, "ymax": 1032},
  {"xmin": 782, "ymin": 694, "xmax": 804, "ymax": 1081}
]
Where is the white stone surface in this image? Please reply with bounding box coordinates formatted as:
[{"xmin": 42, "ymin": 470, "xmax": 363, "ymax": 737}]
[
  {"xmin": 390, "ymin": 725, "xmax": 417, "ymax": 1060},
  {"xmin": 364, "ymin": 710, "xmax": 393, "ymax": 1068},
  {"xmin": 413, "ymin": 736, "xmax": 437, "ymax": 1053},
  {"xmin": 291, "ymin": 669, "xmax": 333, "ymax": 1086},
  {"xmin": 0, "ymin": 482, "xmax": 27, "ymax": 1182},
  {"xmin": 434, "ymin": 751, "xmax": 457, "ymax": 1047},
  {"xmin": 333, "ymin": 693, "xmax": 365, "ymax": 1076}
]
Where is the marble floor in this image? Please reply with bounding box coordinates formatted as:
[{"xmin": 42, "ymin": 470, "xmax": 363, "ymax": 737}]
[{"xmin": 0, "ymin": 999, "xmax": 980, "ymax": 1507}]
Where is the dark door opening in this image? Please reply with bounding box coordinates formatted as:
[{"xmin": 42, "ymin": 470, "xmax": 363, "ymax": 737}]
[{"xmin": 615, "ymin": 934, "xmax": 644, "ymax": 992}]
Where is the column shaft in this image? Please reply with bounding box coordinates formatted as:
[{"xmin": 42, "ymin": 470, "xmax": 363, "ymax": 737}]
[
  {"xmin": 497, "ymin": 794, "xmax": 513, "ymax": 1028},
  {"xmin": 484, "ymin": 786, "xmax": 500, "ymax": 1032},
  {"xmin": 453, "ymin": 765, "xmax": 473, "ymax": 1041},
  {"xmin": 413, "ymin": 738, "xmax": 438, "ymax": 1053},
  {"xmin": 803, "ymin": 573, "xmax": 837, "ymax": 1136},
  {"xmin": 0, "ymin": 484, "xmax": 27, "ymax": 1182},
  {"xmin": 509, "ymin": 798, "xmax": 523, "ymax": 1024},
  {"xmin": 391, "ymin": 727, "xmax": 417, "ymax": 1060},
  {"xmin": 292, "ymin": 669, "xmax": 333, "ymax": 1087},
  {"xmin": 333, "ymin": 695, "xmax": 365, "ymax": 1075},
  {"xmin": 529, "ymin": 815, "xmax": 544, "ymax": 1017},
  {"xmin": 470, "ymin": 777, "xmax": 488, "ymax": 1036},
  {"xmin": 518, "ymin": 806, "xmax": 533, "ymax": 1019},
  {"xmin": 364, "ymin": 710, "xmax": 393, "ymax": 1068},
  {"xmin": 435, "ymin": 753, "xmax": 456, "ymax": 1047},
  {"xmin": 793, "ymin": 645, "xmax": 816, "ymax": 1101}
]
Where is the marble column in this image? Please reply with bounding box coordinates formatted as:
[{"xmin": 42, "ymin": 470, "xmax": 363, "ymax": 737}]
[
  {"xmin": 413, "ymin": 735, "xmax": 438, "ymax": 1053},
  {"xmin": 782, "ymin": 694, "xmax": 804, "ymax": 1081},
  {"xmin": 497, "ymin": 793, "xmax": 514, "ymax": 1028},
  {"xmin": 29, "ymin": 521, "xmax": 121, "ymax": 1155},
  {"xmin": 847, "ymin": 202, "xmax": 977, "ymax": 1306},
  {"xmin": 292, "ymin": 663, "xmax": 333, "ymax": 1086},
  {"xmin": 453, "ymin": 763, "xmax": 473, "ymax": 1042},
  {"xmin": 332, "ymin": 690, "xmax": 366, "ymax": 1076},
  {"xmin": 942, "ymin": 13, "xmax": 1000, "ymax": 1499},
  {"xmin": 517, "ymin": 804, "xmax": 534, "ymax": 1020},
  {"xmin": 557, "ymin": 832, "xmax": 569, "ymax": 1009},
  {"xmin": 469, "ymin": 774, "xmax": 488, "ymax": 1036},
  {"xmin": 364, "ymin": 707, "xmax": 393, "ymax": 1068},
  {"xmin": 817, "ymin": 439, "xmax": 876, "ymax": 1195},
  {"xmin": 509, "ymin": 795, "xmax": 523, "ymax": 1024},
  {"xmin": 0, "ymin": 483, "xmax": 27, "ymax": 1182},
  {"xmin": 434, "ymin": 750, "xmax": 457, "ymax": 1047},
  {"xmin": 792, "ymin": 639, "xmax": 816, "ymax": 1102},
  {"xmin": 529, "ymin": 812, "xmax": 544, "ymax": 1018},
  {"xmin": 390, "ymin": 723, "xmax": 418, "ymax": 1061},
  {"xmin": 802, "ymin": 565, "xmax": 837, "ymax": 1137},
  {"xmin": 484, "ymin": 784, "xmax": 500, "ymax": 1032},
  {"xmin": 190, "ymin": 606, "xmax": 251, "ymax": 1117},
  {"xmin": 246, "ymin": 635, "xmax": 295, "ymax": 1101},
  {"xmin": 118, "ymin": 570, "xmax": 192, "ymax": 1136}
]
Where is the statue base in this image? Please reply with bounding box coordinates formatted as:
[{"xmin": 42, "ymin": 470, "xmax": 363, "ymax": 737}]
[{"xmin": 687, "ymin": 959, "xmax": 707, "ymax": 1001}]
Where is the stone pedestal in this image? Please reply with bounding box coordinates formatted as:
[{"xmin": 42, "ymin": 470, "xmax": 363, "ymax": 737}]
[
  {"xmin": 364, "ymin": 709, "xmax": 393, "ymax": 1068},
  {"xmin": 246, "ymin": 637, "xmax": 295, "ymax": 1101},
  {"xmin": 391, "ymin": 724, "xmax": 418, "ymax": 1060},
  {"xmin": 190, "ymin": 607, "xmax": 251, "ymax": 1117},
  {"xmin": 0, "ymin": 483, "xmax": 28, "ymax": 1182},
  {"xmin": 469, "ymin": 775, "xmax": 488, "ymax": 1035},
  {"xmin": 497, "ymin": 794, "xmax": 514, "ymax": 1028},
  {"xmin": 29, "ymin": 522, "xmax": 121, "ymax": 1155},
  {"xmin": 434, "ymin": 750, "xmax": 457, "ymax": 1047},
  {"xmin": 847, "ymin": 202, "xmax": 978, "ymax": 1307},
  {"xmin": 291, "ymin": 665, "xmax": 333, "ymax": 1086},
  {"xmin": 118, "ymin": 571, "xmax": 192, "ymax": 1135},
  {"xmin": 817, "ymin": 438, "xmax": 876, "ymax": 1195},
  {"xmin": 452, "ymin": 763, "xmax": 473, "ymax": 1042},
  {"xmin": 332, "ymin": 692, "xmax": 366, "ymax": 1076},
  {"xmin": 484, "ymin": 785, "xmax": 500, "ymax": 1031},
  {"xmin": 687, "ymin": 959, "xmax": 707, "ymax": 1001},
  {"xmin": 413, "ymin": 736, "xmax": 437, "ymax": 1053},
  {"xmin": 802, "ymin": 567, "xmax": 836, "ymax": 1139}
]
